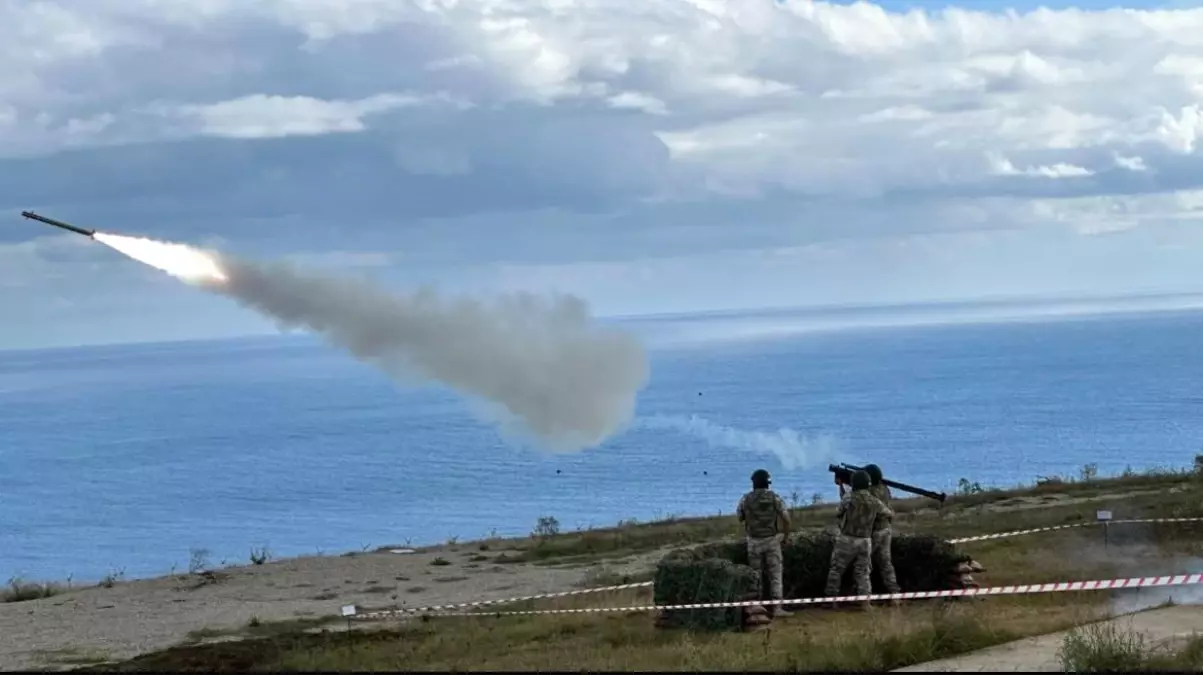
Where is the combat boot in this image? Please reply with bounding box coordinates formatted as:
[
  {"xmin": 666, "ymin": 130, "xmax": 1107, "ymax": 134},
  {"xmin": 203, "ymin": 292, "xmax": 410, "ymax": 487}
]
[{"xmin": 771, "ymin": 604, "xmax": 792, "ymax": 618}]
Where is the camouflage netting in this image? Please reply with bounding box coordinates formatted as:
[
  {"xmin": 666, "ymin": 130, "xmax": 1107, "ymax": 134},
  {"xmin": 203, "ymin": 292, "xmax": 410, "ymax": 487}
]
[
  {"xmin": 651, "ymin": 555, "xmax": 759, "ymax": 631},
  {"xmin": 653, "ymin": 530, "xmax": 978, "ymax": 631}
]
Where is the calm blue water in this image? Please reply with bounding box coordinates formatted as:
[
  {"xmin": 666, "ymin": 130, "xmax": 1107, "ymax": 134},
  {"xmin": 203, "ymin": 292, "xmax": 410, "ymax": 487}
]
[{"xmin": 4, "ymin": 307, "xmax": 1203, "ymax": 582}]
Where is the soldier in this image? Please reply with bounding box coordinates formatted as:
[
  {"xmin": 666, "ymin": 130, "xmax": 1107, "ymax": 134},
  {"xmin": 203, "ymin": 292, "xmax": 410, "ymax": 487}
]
[
  {"xmin": 737, "ymin": 468, "xmax": 793, "ymax": 617},
  {"xmin": 864, "ymin": 463, "xmax": 901, "ymax": 600},
  {"xmin": 824, "ymin": 469, "xmax": 892, "ymax": 610}
]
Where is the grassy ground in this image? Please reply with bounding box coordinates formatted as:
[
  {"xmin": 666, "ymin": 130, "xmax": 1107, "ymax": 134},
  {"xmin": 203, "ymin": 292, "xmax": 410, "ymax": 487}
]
[
  {"xmin": 1058, "ymin": 621, "xmax": 1203, "ymax": 671},
  {"xmin": 79, "ymin": 468, "xmax": 1203, "ymax": 672},
  {"xmin": 88, "ymin": 595, "xmax": 1099, "ymax": 672},
  {"xmin": 464, "ymin": 467, "xmax": 1196, "ymax": 569}
]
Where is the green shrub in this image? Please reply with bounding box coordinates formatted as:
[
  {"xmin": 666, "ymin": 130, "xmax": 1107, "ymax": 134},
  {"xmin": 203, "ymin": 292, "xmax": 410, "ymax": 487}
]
[
  {"xmin": 653, "ymin": 553, "xmax": 758, "ymax": 631},
  {"xmin": 779, "ymin": 531, "xmax": 967, "ymax": 594},
  {"xmin": 654, "ymin": 530, "xmax": 971, "ymax": 631}
]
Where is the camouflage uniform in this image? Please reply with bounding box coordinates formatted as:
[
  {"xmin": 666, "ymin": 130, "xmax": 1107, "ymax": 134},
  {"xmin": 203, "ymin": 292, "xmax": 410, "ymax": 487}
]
[
  {"xmin": 825, "ymin": 490, "xmax": 892, "ymax": 599},
  {"xmin": 737, "ymin": 488, "xmax": 790, "ymax": 604},
  {"xmin": 868, "ymin": 483, "xmax": 901, "ymax": 594}
]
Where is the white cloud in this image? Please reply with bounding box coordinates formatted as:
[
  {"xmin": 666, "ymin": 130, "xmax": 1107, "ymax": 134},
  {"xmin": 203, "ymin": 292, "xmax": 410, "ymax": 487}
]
[
  {"xmin": 858, "ymin": 105, "xmax": 933, "ymax": 123},
  {"xmin": 4, "ymin": 0, "xmax": 1203, "ymax": 195},
  {"xmin": 8, "ymin": 2, "xmax": 1203, "ymax": 347},
  {"xmin": 606, "ymin": 91, "xmax": 668, "ymax": 115},
  {"xmin": 705, "ymin": 74, "xmax": 795, "ymax": 98},
  {"xmin": 990, "ymin": 154, "xmax": 1095, "ymax": 179},
  {"xmin": 1155, "ymin": 104, "xmax": 1203, "ymax": 153},
  {"xmin": 1114, "ymin": 154, "xmax": 1148, "ymax": 172},
  {"xmin": 174, "ymin": 93, "xmax": 429, "ymax": 139}
]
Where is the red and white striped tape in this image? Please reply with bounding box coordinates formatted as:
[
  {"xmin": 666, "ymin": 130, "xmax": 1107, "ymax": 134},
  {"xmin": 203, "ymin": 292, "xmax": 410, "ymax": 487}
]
[
  {"xmin": 345, "ymin": 573, "xmax": 1203, "ymax": 620},
  {"xmin": 340, "ymin": 517, "xmax": 1203, "ymax": 621},
  {"xmin": 947, "ymin": 517, "xmax": 1203, "ymax": 544},
  {"xmin": 948, "ymin": 523, "xmax": 1089, "ymax": 543},
  {"xmin": 348, "ymin": 580, "xmax": 653, "ymax": 616}
]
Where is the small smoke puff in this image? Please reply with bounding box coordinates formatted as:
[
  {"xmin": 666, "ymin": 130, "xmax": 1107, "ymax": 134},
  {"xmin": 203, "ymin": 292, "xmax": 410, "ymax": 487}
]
[{"xmin": 640, "ymin": 414, "xmax": 837, "ymax": 470}]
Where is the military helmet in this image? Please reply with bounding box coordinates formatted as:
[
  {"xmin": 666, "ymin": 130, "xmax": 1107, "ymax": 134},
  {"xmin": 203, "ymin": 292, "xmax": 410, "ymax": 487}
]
[
  {"xmin": 851, "ymin": 470, "xmax": 871, "ymax": 491},
  {"xmin": 751, "ymin": 469, "xmax": 771, "ymax": 487},
  {"xmin": 864, "ymin": 463, "xmax": 883, "ymax": 485}
]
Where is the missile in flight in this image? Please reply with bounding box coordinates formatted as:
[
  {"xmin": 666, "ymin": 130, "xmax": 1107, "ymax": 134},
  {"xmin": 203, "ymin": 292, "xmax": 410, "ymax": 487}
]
[{"xmin": 21, "ymin": 211, "xmax": 95, "ymax": 238}]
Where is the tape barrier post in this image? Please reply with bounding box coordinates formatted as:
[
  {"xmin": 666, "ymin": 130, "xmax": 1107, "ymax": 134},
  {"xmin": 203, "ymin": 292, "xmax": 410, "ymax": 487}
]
[
  {"xmin": 1098, "ymin": 510, "xmax": 1113, "ymax": 549},
  {"xmin": 341, "ymin": 573, "xmax": 1203, "ymax": 621}
]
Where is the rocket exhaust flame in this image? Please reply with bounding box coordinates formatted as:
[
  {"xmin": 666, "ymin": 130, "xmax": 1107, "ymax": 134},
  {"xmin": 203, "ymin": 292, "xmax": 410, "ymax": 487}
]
[
  {"xmin": 89, "ymin": 231, "xmax": 648, "ymax": 452},
  {"xmin": 94, "ymin": 233, "xmax": 228, "ymax": 285}
]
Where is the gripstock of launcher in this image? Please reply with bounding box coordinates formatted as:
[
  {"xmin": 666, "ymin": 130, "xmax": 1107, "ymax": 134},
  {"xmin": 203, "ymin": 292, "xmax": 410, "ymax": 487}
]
[{"xmin": 828, "ymin": 463, "xmax": 947, "ymax": 504}]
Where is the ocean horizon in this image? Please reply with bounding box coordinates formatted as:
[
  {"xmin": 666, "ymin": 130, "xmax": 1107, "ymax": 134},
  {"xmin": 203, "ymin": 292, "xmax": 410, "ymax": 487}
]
[{"xmin": 4, "ymin": 298, "xmax": 1203, "ymax": 583}]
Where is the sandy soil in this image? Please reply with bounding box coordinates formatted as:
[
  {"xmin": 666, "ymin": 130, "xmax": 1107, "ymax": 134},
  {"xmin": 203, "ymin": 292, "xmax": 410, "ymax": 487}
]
[
  {"xmin": 0, "ymin": 545, "xmax": 667, "ymax": 671},
  {"xmin": 893, "ymin": 603, "xmax": 1203, "ymax": 672}
]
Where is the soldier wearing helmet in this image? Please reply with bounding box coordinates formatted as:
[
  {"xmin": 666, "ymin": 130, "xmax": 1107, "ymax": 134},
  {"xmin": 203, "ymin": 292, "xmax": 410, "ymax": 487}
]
[
  {"xmin": 863, "ymin": 463, "xmax": 901, "ymax": 598},
  {"xmin": 737, "ymin": 468, "xmax": 792, "ymax": 617},
  {"xmin": 824, "ymin": 469, "xmax": 893, "ymax": 609}
]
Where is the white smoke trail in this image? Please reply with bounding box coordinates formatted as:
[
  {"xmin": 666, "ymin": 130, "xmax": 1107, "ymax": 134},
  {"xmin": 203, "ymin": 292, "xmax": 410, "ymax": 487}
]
[
  {"xmin": 94, "ymin": 233, "xmax": 649, "ymax": 452},
  {"xmin": 639, "ymin": 414, "xmax": 839, "ymax": 469}
]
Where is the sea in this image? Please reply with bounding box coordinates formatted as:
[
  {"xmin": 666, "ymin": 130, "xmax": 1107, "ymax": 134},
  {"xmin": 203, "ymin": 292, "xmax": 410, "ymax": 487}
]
[{"xmin": 4, "ymin": 300, "xmax": 1203, "ymax": 583}]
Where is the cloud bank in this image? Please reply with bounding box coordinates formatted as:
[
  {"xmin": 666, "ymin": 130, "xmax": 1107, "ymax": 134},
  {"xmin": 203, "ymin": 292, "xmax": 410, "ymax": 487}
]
[{"xmin": 5, "ymin": 1, "xmax": 1203, "ymax": 347}]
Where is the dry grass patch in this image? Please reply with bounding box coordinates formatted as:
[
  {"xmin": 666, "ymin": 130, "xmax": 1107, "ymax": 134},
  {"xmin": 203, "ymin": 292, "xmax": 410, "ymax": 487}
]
[
  {"xmin": 1058, "ymin": 621, "xmax": 1203, "ymax": 671},
  {"xmin": 112, "ymin": 596, "xmax": 1092, "ymax": 672},
  {"xmin": 83, "ymin": 588, "xmax": 1104, "ymax": 672},
  {"xmin": 3, "ymin": 577, "xmax": 62, "ymax": 603}
]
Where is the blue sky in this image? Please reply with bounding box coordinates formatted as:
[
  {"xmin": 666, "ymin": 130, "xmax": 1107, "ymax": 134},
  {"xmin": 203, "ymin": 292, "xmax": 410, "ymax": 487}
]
[{"xmin": 6, "ymin": 0, "xmax": 1203, "ymax": 349}]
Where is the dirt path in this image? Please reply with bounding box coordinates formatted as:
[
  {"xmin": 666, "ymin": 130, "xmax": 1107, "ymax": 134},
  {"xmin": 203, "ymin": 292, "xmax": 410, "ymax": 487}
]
[
  {"xmin": 893, "ymin": 604, "xmax": 1203, "ymax": 672},
  {"xmin": 0, "ymin": 546, "xmax": 665, "ymax": 671}
]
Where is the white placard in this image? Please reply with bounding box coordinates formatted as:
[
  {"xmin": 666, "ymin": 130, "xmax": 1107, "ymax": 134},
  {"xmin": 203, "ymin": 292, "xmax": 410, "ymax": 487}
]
[
  {"xmin": 1097, "ymin": 510, "xmax": 1113, "ymax": 522},
  {"xmin": 341, "ymin": 604, "xmax": 357, "ymax": 617}
]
